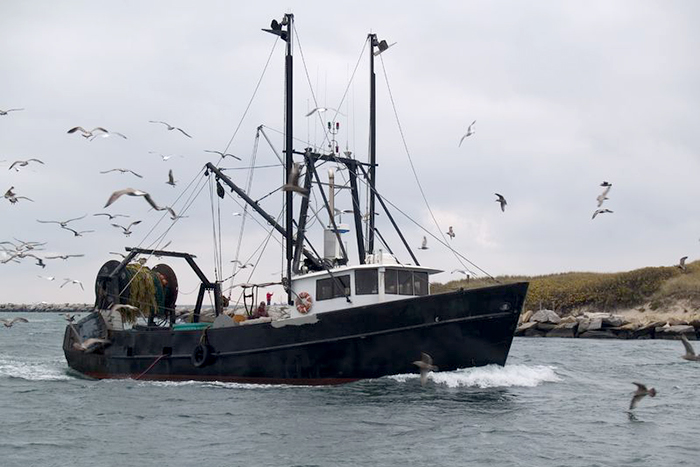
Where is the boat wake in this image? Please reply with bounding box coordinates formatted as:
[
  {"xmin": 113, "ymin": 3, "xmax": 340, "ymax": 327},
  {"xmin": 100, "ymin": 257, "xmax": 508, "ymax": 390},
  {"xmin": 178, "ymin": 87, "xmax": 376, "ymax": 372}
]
[
  {"xmin": 389, "ymin": 364, "xmax": 560, "ymax": 388},
  {"xmin": 0, "ymin": 356, "xmax": 72, "ymax": 381}
]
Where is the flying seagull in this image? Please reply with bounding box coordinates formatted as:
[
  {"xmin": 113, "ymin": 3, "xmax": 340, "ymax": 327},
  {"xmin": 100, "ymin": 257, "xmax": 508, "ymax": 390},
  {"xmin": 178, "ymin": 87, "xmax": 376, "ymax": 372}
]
[
  {"xmin": 112, "ymin": 220, "xmax": 142, "ymax": 236},
  {"xmin": 165, "ymin": 207, "xmax": 187, "ymax": 220},
  {"xmin": 680, "ymin": 334, "xmax": 700, "ymax": 362},
  {"xmin": 38, "ymin": 275, "xmax": 56, "ymax": 281},
  {"xmin": 592, "ymin": 208, "xmax": 613, "ymax": 219},
  {"xmin": 205, "ymin": 150, "xmax": 242, "ymax": 161},
  {"xmin": 62, "ymin": 226, "xmax": 95, "ymax": 237},
  {"xmin": 600, "ymin": 181, "xmax": 612, "ymax": 187},
  {"xmin": 495, "ymin": 193, "xmax": 507, "ymax": 212},
  {"xmin": 0, "ymin": 108, "xmax": 24, "ymax": 116},
  {"xmin": 166, "ymin": 169, "xmax": 177, "ymax": 187},
  {"xmin": 36, "ymin": 214, "xmax": 87, "ymax": 228},
  {"xmin": 305, "ymin": 107, "xmax": 345, "ymax": 117},
  {"xmin": 104, "ymin": 188, "xmax": 162, "ymax": 211},
  {"xmin": 418, "ymin": 236, "xmax": 428, "ymax": 250},
  {"xmin": 1, "ymin": 317, "xmax": 28, "ymax": 328},
  {"xmin": 446, "ymin": 226, "xmax": 455, "ymax": 239},
  {"xmin": 67, "ymin": 126, "xmax": 109, "ymax": 139},
  {"xmin": 281, "ymin": 162, "xmax": 309, "ymax": 197},
  {"xmin": 459, "ymin": 120, "xmax": 476, "ymax": 146},
  {"xmin": 4, "ymin": 186, "xmax": 33, "ymax": 204},
  {"xmin": 73, "ymin": 337, "xmax": 112, "ymax": 353},
  {"xmin": 596, "ymin": 185, "xmax": 612, "ymax": 207},
  {"xmin": 100, "ymin": 168, "xmax": 143, "ymax": 178},
  {"xmin": 678, "ymin": 256, "xmax": 688, "ymax": 272},
  {"xmin": 452, "ymin": 269, "xmax": 470, "ymax": 276},
  {"xmin": 8, "ymin": 159, "xmax": 44, "ymax": 171},
  {"xmin": 149, "ymin": 120, "xmax": 192, "ymax": 138},
  {"xmin": 629, "ymin": 382, "xmax": 656, "ymax": 410},
  {"xmin": 60, "ymin": 278, "xmax": 84, "ymax": 290},
  {"xmin": 93, "ymin": 212, "xmax": 129, "ymax": 220},
  {"xmin": 45, "ymin": 254, "xmax": 85, "ymax": 261},
  {"xmin": 412, "ymin": 352, "xmax": 438, "ymax": 387}
]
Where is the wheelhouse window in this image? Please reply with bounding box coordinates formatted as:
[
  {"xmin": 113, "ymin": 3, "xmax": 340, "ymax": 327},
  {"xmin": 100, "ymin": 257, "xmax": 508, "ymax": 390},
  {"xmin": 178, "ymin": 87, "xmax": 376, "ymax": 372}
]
[
  {"xmin": 384, "ymin": 269, "xmax": 398, "ymax": 294},
  {"xmin": 398, "ymin": 270, "xmax": 413, "ymax": 295},
  {"xmin": 355, "ymin": 269, "xmax": 378, "ymax": 295},
  {"xmin": 413, "ymin": 271, "xmax": 428, "ymax": 296},
  {"xmin": 316, "ymin": 274, "xmax": 351, "ymax": 301},
  {"xmin": 385, "ymin": 269, "xmax": 429, "ymax": 296}
]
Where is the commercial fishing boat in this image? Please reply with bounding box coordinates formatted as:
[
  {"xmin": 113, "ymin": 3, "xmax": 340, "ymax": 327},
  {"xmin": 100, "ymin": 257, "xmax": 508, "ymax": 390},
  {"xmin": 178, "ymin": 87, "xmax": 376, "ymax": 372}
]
[{"xmin": 63, "ymin": 13, "xmax": 528, "ymax": 384}]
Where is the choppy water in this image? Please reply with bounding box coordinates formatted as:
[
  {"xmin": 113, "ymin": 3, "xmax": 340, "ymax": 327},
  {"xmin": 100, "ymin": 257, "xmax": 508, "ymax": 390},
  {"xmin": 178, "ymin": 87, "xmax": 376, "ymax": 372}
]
[{"xmin": 1, "ymin": 312, "xmax": 698, "ymax": 467}]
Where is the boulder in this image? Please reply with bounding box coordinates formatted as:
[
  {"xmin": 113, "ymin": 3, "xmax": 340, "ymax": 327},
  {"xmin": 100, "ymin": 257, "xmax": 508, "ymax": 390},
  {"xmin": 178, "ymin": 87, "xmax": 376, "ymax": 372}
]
[
  {"xmin": 578, "ymin": 330, "xmax": 617, "ymax": 339},
  {"xmin": 587, "ymin": 317, "xmax": 603, "ymax": 331},
  {"xmin": 520, "ymin": 310, "xmax": 533, "ymax": 324},
  {"xmin": 602, "ymin": 315, "xmax": 626, "ymax": 327},
  {"xmin": 531, "ymin": 309, "xmax": 561, "ymax": 324},
  {"xmin": 515, "ymin": 322, "xmax": 538, "ymax": 336},
  {"xmin": 655, "ymin": 324, "xmax": 696, "ymax": 339},
  {"xmin": 546, "ymin": 322, "xmax": 579, "ymax": 338},
  {"xmin": 535, "ymin": 322, "xmax": 557, "ymax": 332}
]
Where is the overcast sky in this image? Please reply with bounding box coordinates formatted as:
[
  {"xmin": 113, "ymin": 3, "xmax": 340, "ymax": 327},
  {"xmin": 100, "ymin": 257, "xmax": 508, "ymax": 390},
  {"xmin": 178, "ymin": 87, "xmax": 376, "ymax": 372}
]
[{"xmin": 2, "ymin": 1, "xmax": 700, "ymax": 304}]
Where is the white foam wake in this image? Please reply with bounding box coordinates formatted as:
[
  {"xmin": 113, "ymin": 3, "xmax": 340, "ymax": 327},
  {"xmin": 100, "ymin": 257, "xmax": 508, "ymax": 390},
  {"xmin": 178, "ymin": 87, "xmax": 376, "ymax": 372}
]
[
  {"xmin": 390, "ymin": 364, "xmax": 561, "ymax": 388},
  {"xmin": 0, "ymin": 356, "xmax": 72, "ymax": 381}
]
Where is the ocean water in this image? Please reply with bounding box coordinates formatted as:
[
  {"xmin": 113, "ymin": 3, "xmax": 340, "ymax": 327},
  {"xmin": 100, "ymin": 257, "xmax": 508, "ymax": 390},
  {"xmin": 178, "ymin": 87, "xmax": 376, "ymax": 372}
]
[{"xmin": 1, "ymin": 312, "xmax": 698, "ymax": 467}]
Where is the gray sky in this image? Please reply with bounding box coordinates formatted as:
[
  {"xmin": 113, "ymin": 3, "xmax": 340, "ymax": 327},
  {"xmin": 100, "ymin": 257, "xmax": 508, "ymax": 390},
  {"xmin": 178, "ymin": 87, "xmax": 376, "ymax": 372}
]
[{"xmin": 2, "ymin": 1, "xmax": 700, "ymax": 304}]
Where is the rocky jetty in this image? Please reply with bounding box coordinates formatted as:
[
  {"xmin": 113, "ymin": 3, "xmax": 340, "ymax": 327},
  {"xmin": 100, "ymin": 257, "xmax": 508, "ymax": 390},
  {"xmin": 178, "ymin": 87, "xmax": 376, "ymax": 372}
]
[
  {"xmin": 0, "ymin": 303, "xmax": 94, "ymax": 313},
  {"xmin": 516, "ymin": 308, "xmax": 700, "ymax": 340}
]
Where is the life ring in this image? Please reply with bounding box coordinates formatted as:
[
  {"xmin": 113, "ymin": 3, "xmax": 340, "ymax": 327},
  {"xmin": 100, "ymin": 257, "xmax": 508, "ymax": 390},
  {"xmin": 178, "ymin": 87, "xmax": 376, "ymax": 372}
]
[
  {"xmin": 295, "ymin": 292, "xmax": 313, "ymax": 314},
  {"xmin": 191, "ymin": 343, "xmax": 214, "ymax": 368}
]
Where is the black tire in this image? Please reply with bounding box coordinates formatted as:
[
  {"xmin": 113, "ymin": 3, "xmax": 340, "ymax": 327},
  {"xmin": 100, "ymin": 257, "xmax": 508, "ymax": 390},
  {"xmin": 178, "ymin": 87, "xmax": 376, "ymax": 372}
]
[{"xmin": 191, "ymin": 344, "xmax": 213, "ymax": 368}]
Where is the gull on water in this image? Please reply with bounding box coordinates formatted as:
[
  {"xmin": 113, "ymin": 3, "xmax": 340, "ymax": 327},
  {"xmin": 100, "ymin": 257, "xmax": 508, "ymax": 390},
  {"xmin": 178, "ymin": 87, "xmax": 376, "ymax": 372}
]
[
  {"xmin": 412, "ymin": 352, "xmax": 438, "ymax": 387},
  {"xmin": 104, "ymin": 188, "xmax": 162, "ymax": 211},
  {"xmin": 678, "ymin": 256, "xmax": 688, "ymax": 272},
  {"xmin": 149, "ymin": 120, "xmax": 192, "ymax": 138},
  {"xmin": 446, "ymin": 226, "xmax": 455, "ymax": 239},
  {"xmin": 592, "ymin": 208, "xmax": 613, "ymax": 220},
  {"xmin": 281, "ymin": 162, "xmax": 309, "ymax": 197},
  {"xmin": 100, "ymin": 168, "xmax": 143, "ymax": 178},
  {"xmin": 495, "ymin": 193, "xmax": 507, "ymax": 212},
  {"xmin": 166, "ymin": 169, "xmax": 177, "ymax": 187},
  {"xmin": 629, "ymin": 382, "xmax": 656, "ymax": 410},
  {"xmin": 459, "ymin": 120, "xmax": 476, "ymax": 147},
  {"xmin": 418, "ymin": 236, "xmax": 428, "ymax": 250},
  {"xmin": 9, "ymin": 159, "xmax": 44, "ymax": 171},
  {"xmin": 112, "ymin": 220, "xmax": 142, "ymax": 236},
  {"xmin": 1, "ymin": 317, "xmax": 29, "ymax": 328},
  {"xmin": 680, "ymin": 335, "xmax": 700, "ymax": 362},
  {"xmin": 0, "ymin": 108, "xmax": 24, "ymax": 116},
  {"xmin": 205, "ymin": 150, "xmax": 242, "ymax": 161},
  {"xmin": 60, "ymin": 278, "xmax": 84, "ymax": 290},
  {"xmin": 37, "ymin": 214, "xmax": 87, "ymax": 228}
]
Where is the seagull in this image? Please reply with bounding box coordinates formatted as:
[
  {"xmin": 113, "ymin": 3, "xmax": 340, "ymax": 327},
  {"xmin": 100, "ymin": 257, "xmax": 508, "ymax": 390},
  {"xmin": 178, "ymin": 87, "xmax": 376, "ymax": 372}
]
[
  {"xmin": 459, "ymin": 120, "xmax": 476, "ymax": 146},
  {"xmin": 0, "ymin": 108, "xmax": 24, "ymax": 116},
  {"xmin": 600, "ymin": 181, "xmax": 612, "ymax": 187},
  {"xmin": 1, "ymin": 317, "xmax": 29, "ymax": 328},
  {"xmin": 166, "ymin": 169, "xmax": 177, "ymax": 187},
  {"xmin": 36, "ymin": 214, "xmax": 87, "ymax": 228},
  {"xmin": 305, "ymin": 107, "xmax": 345, "ymax": 117},
  {"xmin": 93, "ymin": 212, "xmax": 129, "ymax": 220},
  {"xmin": 109, "ymin": 252, "xmax": 127, "ymax": 259},
  {"xmin": 73, "ymin": 337, "xmax": 112, "ymax": 352},
  {"xmin": 100, "ymin": 168, "xmax": 143, "ymax": 178},
  {"xmin": 678, "ymin": 256, "xmax": 688, "ymax": 272},
  {"xmin": 680, "ymin": 335, "xmax": 700, "ymax": 362},
  {"xmin": 165, "ymin": 207, "xmax": 187, "ymax": 220},
  {"xmin": 90, "ymin": 130, "xmax": 127, "ymax": 141},
  {"xmin": 45, "ymin": 254, "xmax": 85, "ymax": 261},
  {"xmin": 629, "ymin": 382, "xmax": 656, "ymax": 410},
  {"xmin": 62, "ymin": 313, "xmax": 77, "ymax": 323},
  {"xmin": 62, "ymin": 226, "xmax": 95, "ymax": 237},
  {"xmin": 67, "ymin": 126, "xmax": 109, "ymax": 139},
  {"xmin": 495, "ymin": 193, "xmax": 507, "ymax": 212},
  {"xmin": 452, "ymin": 269, "xmax": 470, "ymax": 276},
  {"xmin": 33, "ymin": 257, "xmax": 46, "ymax": 268},
  {"xmin": 60, "ymin": 278, "xmax": 84, "ymax": 290},
  {"xmin": 149, "ymin": 120, "xmax": 192, "ymax": 138},
  {"xmin": 111, "ymin": 220, "xmax": 142, "ymax": 236},
  {"xmin": 596, "ymin": 186, "xmax": 611, "ymax": 208},
  {"xmin": 592, "ymin": 208, "xmax": 613, "ymax": 220},
  {"xmin": 38, "ymin": 275, "xmax": 56, "ymax": 281},
  {"xmin": 205, "ymin": 150, "xmax": 242, "ymax": 161},
  {"xmin": 4, "ymin": 186, "xmax": 33, "ymax": 204},
  {"xmin": 418, "ymin": 236, "xmax": 428, "ymax": 250},
  {"xmin": 446, "ymin": 226, "xmax": 455, "ymax": 239},
  {"xmin": 412, "ymin": 352, "xmax": 438, "ymax": 387},
  {"xmin": 281, "ymin": 162, "xmax": 309, "ymax": 196},
  {"xmin": 8, "ymin": 159, "xmax": 44, "ymax": 171},
  {"xmin": 104, "ymin": 188, "xmax": 162, "ymax": 211},
  {"xmin": 232, "ymin": 212, "xmax": 242, "ymax": 217}
]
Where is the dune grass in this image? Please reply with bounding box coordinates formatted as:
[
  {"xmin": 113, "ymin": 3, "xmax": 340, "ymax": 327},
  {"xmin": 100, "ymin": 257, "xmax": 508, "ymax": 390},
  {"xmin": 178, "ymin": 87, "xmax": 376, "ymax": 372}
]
[{"xmin": 431, "ymin": 261, "xmax": 700, "ymax": 314}]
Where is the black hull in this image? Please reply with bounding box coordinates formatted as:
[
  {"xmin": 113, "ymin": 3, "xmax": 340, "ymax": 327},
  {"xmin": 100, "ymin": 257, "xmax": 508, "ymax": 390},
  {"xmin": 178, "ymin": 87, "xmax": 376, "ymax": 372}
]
[{"xmin": 63, "ymin": 282, "xmax": 528, "ymax": 384}]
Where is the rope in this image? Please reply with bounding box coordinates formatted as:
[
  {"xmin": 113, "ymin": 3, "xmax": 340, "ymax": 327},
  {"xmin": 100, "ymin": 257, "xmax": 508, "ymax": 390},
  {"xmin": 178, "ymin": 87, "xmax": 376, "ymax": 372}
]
[{"xmin": 134, "ymin": 354, "xmax": 167, "ymax": 380}]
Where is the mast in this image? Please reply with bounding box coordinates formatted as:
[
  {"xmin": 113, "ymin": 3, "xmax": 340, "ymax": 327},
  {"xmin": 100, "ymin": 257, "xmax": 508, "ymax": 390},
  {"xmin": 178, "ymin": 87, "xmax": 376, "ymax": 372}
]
[{"xmin": 368, "ymin": 33, "xmax": 377, "ymax": 257}]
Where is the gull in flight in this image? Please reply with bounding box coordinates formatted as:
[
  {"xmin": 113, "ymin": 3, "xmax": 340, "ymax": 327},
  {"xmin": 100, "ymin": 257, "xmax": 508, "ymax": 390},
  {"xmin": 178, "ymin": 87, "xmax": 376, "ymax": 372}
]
[
  {"xmin": 205, "ymin": 150, "xmax": 241, "ymax": 161},
  {"xmin": 38, "ymin": 275, "xmax": 56, "ymax": 281},
  {"xmin": 73, "ymin": 337, "xmax": 112, "ymax": 353},
  {"xmin": 459, "ymin": 120, "xmax": 476, "ymax": 146},
  {"xmin": 8, "ymin": 159, "xmax": 44, "ymax": 171},
  {"xmin": 93, "ymin": 212, "xmax": 129, "ymax": 220},
  {"xmin": 305, "ymin": 107, "xmax": 345, "ymax": 117},
  {"xmin": 149, "ymin": 120, "xmax": 192, "ymax": 138},
  {"xmin": 4, "ymin": 186, "xmax": 33, "ymax": 204},
  {"xmin": 112, "ymin": 220, "xmax": 142, "ymax": 236},
  {"xmin": 62, "ymin": 226, "xmax": 95, "ymax": 237},
  {"xmin": 629, "ymin": 382, "xmax": 656, "ymax": 410},
  {"xmin": 592, "ymin": 208, "xmax": 613, "ymax": 220},
  {"xmin": 281, "ymin": 162, "xmax": 309, "ymax": 197},
  {"xmin": 680, "ymin": 334, "xmax": 700, "ymax": 362},
  {"xmin": 36, "ymin": 214, "xmax": 87, "ymax": 228},
  {"xmin": 452, "ymin": 269, "xmax": 470, "ymax": 277},
  {"xmin": 678, "ymin": 256, "xmax": 688, "ymax": 272},
  {"xmin": 0, "ymin": 108, "xmax": 24, "ymax": 116},
  {"xmin": 446, "ymin": 226, "xmax": 455, "ymax": 239},
  {"xmin": 600, "ymin": 181, "xmax": 612, "ymax": 187},
  {"xmin": 412, "ymin": 352, "xmax": 438, "ymax": 387},
  {"xmin": 60, "ymin": 278, "xmax": 84, "ymax": 290},
  {"xmin": 165, "ymin": 207, "xmax": 187, "ymax": 220},
  {"xmin": 418, "ymin": 236, "xmax": 428, "ymax": 250},
  {"xmin": 495, "ymin": 193, "xmax": 507, "ymax": 212},
  {"xmin": 100, "ymin": 168, "xmax": 143, "ymax": 178},
  {"xmin": 1, "ymin": 317, "xmax": 29, "ymax": 328},
  {"xmin": 104, "ymin": 188, "xmax": 162, "ymax": 211},
  {"xmin": 166, "ymin": 169, "xmax": 177, "ymax": 187},
  {"xmin": 45, "ymin": 254, "xmax": 85, "ymax": 261},
  {"xmin": 68, "ymin": 126, "xmax": 126, "ymax": 140}
]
